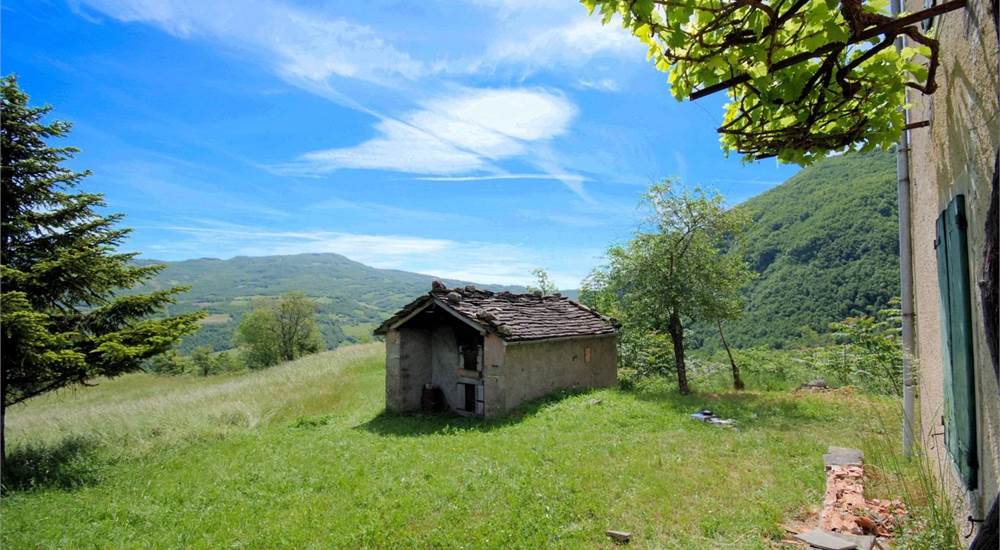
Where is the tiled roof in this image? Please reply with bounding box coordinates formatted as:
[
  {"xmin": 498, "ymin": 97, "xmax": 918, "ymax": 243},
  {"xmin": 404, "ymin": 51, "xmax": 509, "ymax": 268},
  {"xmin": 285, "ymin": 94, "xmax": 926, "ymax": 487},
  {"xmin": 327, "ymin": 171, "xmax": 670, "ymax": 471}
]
[{"xmin": 374, "ymin": 283, "xmax": 617, "ymax": 342}]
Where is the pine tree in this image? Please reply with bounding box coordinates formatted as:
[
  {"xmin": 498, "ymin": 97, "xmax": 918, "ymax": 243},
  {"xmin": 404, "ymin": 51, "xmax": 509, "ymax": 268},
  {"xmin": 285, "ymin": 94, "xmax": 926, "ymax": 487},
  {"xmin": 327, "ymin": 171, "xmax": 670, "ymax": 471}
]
[{"xmin": 0, "ymin": 75, "xmax": 203, "ymax": 470}]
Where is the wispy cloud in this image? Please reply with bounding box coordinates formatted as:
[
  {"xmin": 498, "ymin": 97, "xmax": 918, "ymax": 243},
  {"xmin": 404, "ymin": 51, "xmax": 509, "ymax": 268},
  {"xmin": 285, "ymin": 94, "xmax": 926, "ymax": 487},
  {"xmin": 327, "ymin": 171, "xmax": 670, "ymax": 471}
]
[
  {"xmin": 74, "ymin": 0, "xmax": 638, "ymax": 87},
  {"xmin": 515, "ymin": 209, "xmax": 609, "ymax": 228},
  {"xmin": 414, "ymin": 173, "xmax": 586, "ymax": 183},
  {"xmin": 164, "ymin": 223, "xmax": 450, "ymax": 256},
  {"xmin": 481, "ymin": 16, "xmax": 639, "ymax": 72},
  {"xmin": 149, "ymin": 220, "xmax": 587, "ymax": 287},
  {"xmin": 73, "ymin": 0, "xmax": 632, "ymax": 200},
  {"xmin": 74, "ymin": 0, "xmax": 426, "ymax": 86},
  {"xmin": 283, "ymin": 87, "xmax": 580, "ymax": 182},
  {"xmin": 308, "ymin": 197, "xmax": 482, "ymax": 224},
  {"xmin": 103, "ymin": 159, "xmax": 291, "ymax": 219},
  {"xmin": 575, "ymin": 78, "xmax": 621, "ymax": 92}
]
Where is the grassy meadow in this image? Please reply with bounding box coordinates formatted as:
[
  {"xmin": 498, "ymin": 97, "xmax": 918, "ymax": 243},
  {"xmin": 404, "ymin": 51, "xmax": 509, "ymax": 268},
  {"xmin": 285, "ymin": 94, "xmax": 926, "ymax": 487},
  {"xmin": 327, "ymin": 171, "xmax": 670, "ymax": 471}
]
[{"xmin": 2, "ymin": 344, "xmax": 905, "ymax": 549}]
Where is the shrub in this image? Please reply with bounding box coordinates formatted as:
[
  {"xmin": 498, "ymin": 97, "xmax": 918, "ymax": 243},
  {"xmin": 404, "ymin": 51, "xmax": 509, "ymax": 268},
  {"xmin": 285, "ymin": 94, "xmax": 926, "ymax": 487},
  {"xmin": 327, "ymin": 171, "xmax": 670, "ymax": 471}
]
[
  {"xmin": 825, "ymin": 303, "xmax": 903, "ymax": 396},
  {"xmin": 617, "ymin": 328, "xmax": 674, "ymax": 378},
  {"xmin": 145, "ymin": 350, "xmax": 192, "ymax": 376}
]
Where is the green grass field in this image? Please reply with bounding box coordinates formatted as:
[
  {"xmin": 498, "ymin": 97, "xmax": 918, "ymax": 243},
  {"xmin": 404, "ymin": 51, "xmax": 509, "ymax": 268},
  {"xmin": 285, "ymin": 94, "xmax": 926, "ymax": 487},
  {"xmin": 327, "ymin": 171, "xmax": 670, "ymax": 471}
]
[{"xmin": 1, "ymin": 344, "xmax": 902, "ymax": 549}]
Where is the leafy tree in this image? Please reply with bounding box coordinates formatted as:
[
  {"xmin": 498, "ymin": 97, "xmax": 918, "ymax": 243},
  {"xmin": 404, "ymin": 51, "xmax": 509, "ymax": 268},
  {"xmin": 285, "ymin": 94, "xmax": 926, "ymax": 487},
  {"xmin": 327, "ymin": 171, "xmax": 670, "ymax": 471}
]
[
  {"xmin": 234, "ymin": 292, "xmax": 323, "ymax": 368},
  {"xmin": 189, "ymin": 346, "xmax": 241, "ymax": 376},
  {"xmin": 591, "ymin": 182, "xmax": 754, "ymax": 393},
  {"xmin": 583, "ymin": 0, "xmax": 955, "ymax": 163},
  {"xmin": 235, "ymin": 309, "xmax": 281, "ymax": 369},
  {"xmin": 581, "ymin": 271, "xmax": 676, "ymax": 381},
  {"xmin": 190, "ymin": 346, "xmax": 215, "ymax": 377},
  {"xmin": 145, "ymin": 350, "xmax": 192, "ymax": 376},
  {"xmin": 827, "ymin": 302, "xmax": 903, "ymax": 395},
  {"xmin": 212, "ymin": 350, "xmax": 241, "ymax": 373},
  {"xmin": 0, "ymin": 75, "xmax": 203, "ymax": 467},
  {"xmin": 527, "ymin": 268, "xmax": 558, "ymax": 296}
]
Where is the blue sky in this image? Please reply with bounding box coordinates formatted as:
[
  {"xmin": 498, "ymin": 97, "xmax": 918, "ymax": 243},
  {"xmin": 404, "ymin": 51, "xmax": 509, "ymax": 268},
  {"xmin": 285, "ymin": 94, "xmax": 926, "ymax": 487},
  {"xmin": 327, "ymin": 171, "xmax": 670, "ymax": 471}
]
[{"xmin": 2, "ymin": 0, "xmax": 800, "ymax": 287}]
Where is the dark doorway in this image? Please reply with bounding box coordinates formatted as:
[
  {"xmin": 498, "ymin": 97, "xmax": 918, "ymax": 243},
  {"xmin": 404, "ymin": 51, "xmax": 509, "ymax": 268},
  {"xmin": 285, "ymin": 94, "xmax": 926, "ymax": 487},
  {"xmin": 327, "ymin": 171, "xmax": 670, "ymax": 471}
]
[{"xmin": 462, "ymin": 383, "xmax": 476, "ymax": 412}]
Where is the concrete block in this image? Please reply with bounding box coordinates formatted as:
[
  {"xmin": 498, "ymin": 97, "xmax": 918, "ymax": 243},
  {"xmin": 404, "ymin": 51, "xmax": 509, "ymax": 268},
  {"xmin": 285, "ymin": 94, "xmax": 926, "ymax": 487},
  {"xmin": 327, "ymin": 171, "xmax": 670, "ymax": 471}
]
[{"xmin": 823, "ymin": 447, "xmax": 863, "ymax": 467}]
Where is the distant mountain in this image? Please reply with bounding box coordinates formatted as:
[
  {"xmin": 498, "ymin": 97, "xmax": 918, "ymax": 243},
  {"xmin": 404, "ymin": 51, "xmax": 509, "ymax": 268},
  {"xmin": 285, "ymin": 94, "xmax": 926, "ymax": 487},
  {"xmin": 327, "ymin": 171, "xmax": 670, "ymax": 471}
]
[
  {"xmin": 135, "ymin": 253, "xmax": 532, "ymax": 352},
  {"xmin": 144, "ymin": 153, "xmax": 898, "ymax": 355},
  {"xmin": 698, "ymin": 150, "xmax": 901, "ymax": 349}
]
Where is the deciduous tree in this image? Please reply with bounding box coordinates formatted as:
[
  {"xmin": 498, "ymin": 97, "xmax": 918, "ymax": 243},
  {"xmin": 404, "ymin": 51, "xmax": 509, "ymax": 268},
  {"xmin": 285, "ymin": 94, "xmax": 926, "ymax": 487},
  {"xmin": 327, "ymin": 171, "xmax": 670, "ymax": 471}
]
[
  {"xmin": 235, "ymin": 292, "xmax": 323, "ymax": 368},
  {"xmin": 527, "ymin": 268, "xmax": 559, "ymax": 296},
  {"xmin": 591, "ymin": 182, "xmax": 754, "ymax": 393}
]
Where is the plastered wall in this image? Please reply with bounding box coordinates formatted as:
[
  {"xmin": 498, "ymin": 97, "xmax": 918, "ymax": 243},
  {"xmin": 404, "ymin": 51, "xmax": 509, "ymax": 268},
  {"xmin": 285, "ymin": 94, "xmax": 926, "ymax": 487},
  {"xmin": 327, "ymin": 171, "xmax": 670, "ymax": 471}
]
[
  {"xmin": 500, "ymin": 334, "xmax": 617, "ymax": 413},
  {"xmin": 904, "ymin": 0, "xmax": 998, "ymax": 535}
]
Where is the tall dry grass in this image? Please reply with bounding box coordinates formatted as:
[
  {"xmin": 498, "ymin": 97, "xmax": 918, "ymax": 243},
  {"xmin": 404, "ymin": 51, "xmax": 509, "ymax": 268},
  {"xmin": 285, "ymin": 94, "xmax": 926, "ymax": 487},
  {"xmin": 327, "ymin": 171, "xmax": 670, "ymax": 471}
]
[
  {"xmin": 861, "ymin": 403, "xmax": 962, "ymax": 549},
  {"xmin": 5, "ymin": 343, "xmax": 384, "ymax": 459}
]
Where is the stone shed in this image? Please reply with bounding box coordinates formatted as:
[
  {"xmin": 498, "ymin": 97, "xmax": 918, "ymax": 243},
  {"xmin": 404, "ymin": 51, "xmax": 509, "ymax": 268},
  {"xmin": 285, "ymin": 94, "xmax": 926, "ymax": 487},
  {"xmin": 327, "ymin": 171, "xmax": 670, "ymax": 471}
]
[{"xmin": 373, "ymin": 282, "xmax": 618, "ymax": 418}]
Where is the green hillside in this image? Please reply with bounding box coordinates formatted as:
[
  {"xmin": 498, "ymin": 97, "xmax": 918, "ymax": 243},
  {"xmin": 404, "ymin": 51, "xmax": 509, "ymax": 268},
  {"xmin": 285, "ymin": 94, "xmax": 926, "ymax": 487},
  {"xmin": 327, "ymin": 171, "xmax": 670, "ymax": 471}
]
[
  {"xmin": 716, "ymin": 150, "xmax": 901, "ymax": 348},
  {"xmin": 144, "ymin": 152, "xmax": 898, "ymax": 354},
  {"xmin": 134, "ymin": 253, "xmax": 527, "ymax": 352},
  {"xmin": 2, "ymin": 344, "xmax": 902, "ymax": 548}
]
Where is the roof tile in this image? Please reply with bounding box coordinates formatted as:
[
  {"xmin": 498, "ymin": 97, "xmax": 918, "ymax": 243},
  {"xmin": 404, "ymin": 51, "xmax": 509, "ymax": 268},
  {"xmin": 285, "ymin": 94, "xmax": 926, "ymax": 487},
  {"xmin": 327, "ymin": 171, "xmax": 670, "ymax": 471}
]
[{"xmin": 374, "ymin": 284, "xmax": 617, "ymax": 342}]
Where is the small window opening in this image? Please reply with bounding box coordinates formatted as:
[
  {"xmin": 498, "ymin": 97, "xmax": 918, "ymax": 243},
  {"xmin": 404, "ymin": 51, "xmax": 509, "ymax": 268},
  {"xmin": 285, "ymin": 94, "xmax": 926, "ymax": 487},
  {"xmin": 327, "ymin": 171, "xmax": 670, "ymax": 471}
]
[{"xmin": 459, "ymin": 344, "xmax": 479, "ymax": 371}]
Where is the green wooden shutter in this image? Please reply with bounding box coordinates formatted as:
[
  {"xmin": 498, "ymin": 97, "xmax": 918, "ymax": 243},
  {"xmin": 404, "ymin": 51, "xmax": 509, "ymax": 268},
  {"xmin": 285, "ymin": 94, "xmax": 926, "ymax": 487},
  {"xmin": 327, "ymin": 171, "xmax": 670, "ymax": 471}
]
[
  {"xmin": 935, "ymin": 212, "xmax": 956, "ymax": 458},
  {"xmin": 935, "ymin": 195, "xmax": 978, "ymax": 489}
]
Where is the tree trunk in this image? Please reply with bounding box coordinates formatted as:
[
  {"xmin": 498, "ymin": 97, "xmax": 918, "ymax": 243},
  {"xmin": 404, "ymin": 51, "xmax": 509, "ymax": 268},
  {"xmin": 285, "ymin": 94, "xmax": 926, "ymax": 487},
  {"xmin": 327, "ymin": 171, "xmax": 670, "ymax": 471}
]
[
  {"xmin": 1, "ymin": 402, "xmax": 6, "ymax": 481},
  {"xmin": 668, "ymin": 311, "xmax": 690, "ymax": 394},
  {"xmin": 717, "ymin": 319, "xmax": 744, "ymax": 390}
]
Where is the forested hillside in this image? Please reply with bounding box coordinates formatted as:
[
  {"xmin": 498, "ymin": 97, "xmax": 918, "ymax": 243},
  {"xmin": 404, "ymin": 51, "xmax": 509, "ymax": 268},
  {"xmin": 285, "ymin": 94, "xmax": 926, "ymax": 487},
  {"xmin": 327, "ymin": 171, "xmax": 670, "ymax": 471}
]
[
  {"xmin": 141, "ymin": 153, "xmax": 897, "ymax": 354},
  {"xmin": 134, "ymin": 254, "xmax": 526, "ymax": 352},
  {"xmin": 710, "ymin": 150, "xmax": 901, "ymax": 349}
]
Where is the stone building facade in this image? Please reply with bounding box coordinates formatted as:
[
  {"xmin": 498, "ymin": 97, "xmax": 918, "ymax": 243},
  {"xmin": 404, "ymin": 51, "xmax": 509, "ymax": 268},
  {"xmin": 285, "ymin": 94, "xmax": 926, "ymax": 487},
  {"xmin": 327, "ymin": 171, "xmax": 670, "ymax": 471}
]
[{"xmin": 374, "ymin": 284, "xmax": 618, "ymax": 418}]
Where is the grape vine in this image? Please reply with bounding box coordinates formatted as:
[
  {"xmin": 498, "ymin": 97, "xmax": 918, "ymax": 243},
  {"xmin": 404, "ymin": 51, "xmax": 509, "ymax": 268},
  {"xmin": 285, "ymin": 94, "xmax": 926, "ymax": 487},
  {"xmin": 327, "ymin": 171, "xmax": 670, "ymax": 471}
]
[{"xmin": 585, "ymin": 0, "xmax": 965, "ymax": 164}]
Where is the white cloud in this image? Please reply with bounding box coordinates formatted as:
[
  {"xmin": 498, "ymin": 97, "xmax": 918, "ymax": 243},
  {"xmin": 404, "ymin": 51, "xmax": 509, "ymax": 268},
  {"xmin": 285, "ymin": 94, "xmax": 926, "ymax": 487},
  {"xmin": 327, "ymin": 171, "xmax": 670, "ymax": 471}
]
[
  {"xmin": 576, "ymin": 78, "xmax": 621, "ymax": 92},
  {"xmin": 300, "ymin": 118, "xmax": 486, "ymax": 174},
  {"xmin": 461, "ymin": 2, "xmax": 642, "ymax": 76},
  {"xmin": 74, "ymin": 0, "xmax": 425, "ymax": 85},
  {"xmin": 415, "ymin": 173, "xmax": 586, "ymax": 183},
  {"xmin": 486, "ymin": 16, "xmax": 638, "ymax": 69},
  {"xmin": 162, "ymin": 222, "xmax": 451, "ymax": 257},
  {"xmin": 292, "ymin": 87, "xmax": 577, "ymax": 176},
  {"xmin": 74, "ymin": 0, "xmax": 630, "ymax": 198},
  {"xmin": 151, "ymin": 221, "xmax": 587, "ymax": 287},
  {"xmin": 308, "ymin": 197, "xmax": 482, "ymax": 224},
  {"xmin": 76, "ymin": 0, "xmax": 642, "ymax": 87}
]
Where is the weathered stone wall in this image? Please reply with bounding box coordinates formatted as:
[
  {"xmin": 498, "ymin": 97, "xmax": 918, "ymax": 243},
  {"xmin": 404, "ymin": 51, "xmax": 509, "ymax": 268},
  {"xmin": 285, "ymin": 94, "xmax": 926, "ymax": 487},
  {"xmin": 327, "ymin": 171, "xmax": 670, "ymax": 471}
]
[
  {"xmin": 387, "ymin": 321, "xmax": 617, "ymax": 418},
  {"xmin": 384, "ymin": 327, "xmax": 432, "ymax": 413},
  {"xmin": 499, "ymin": 334, "xmax": 617, "ymax": 413},
  {"xmin": 429, "ymin": 324, "xmax": 463, "ymax": 411},
  {"xmin": 385, "ymin": 321, "xmax": 485, "ymax": 414},
  {"xmin": 904, "ymin": 0, "xmax": 998, "ymax": 536}
]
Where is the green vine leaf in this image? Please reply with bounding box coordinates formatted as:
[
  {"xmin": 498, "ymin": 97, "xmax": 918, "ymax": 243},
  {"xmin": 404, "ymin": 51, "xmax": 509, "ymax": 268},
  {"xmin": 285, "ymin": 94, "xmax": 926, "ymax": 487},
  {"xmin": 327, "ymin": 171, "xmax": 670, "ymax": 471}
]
[{"xmin": 585, "ymin": 0, "xmax": 944, "ymax": 164}]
